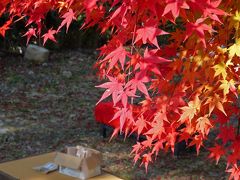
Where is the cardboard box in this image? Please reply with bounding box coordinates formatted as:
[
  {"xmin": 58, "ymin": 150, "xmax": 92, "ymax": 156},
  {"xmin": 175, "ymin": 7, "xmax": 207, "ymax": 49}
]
[{"xmin": 54, "ymin": 146, "xmax": 102, "ymax": 180}]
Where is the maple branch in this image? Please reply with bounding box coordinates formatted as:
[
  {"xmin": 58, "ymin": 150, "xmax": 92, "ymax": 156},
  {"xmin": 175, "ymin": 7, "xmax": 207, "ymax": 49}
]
[{"xmin": 128, "ymin": 9, "xmax": 139, "ymax": 104}]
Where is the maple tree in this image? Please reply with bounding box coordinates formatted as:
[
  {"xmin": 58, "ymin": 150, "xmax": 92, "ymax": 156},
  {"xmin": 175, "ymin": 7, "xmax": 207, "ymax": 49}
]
[{"xmin": 0, "ymin": 0, "xmax": 240, "ymax": 179}]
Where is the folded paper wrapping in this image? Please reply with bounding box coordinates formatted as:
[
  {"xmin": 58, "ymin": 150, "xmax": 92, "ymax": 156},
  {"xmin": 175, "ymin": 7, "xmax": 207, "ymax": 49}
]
[
  {"xmin": 33, "ymin": 162, "xmax": 58, "ymax": 174},
  {"xmin": 54, "ymin": 146, "xmax": 102, "ymax": 179}
]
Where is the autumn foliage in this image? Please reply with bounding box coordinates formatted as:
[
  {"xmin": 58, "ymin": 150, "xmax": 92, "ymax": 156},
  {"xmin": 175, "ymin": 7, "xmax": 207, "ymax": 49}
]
[{"xmin": 0, "ymin": 0, "xmax": 239, "ymax": 179}]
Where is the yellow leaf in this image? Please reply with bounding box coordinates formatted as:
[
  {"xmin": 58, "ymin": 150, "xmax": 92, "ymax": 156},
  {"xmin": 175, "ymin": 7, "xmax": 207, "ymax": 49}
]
[
  {"xmin": 213, "ymin": 60, "xmax": 233, "ymax": 79},
  {"xmin": 234, "ymin": 11, "xmax": 240, "ymax": 21},
  {"xmin": 229, "ymin": 10, "xmax": 240, "ymax": 31},
  {"xmin": 219, "ymin": 79, "xmax": 235, "ymax": 96},
  {"xmin": 179, "ymin": 96, "xmax": 201, "ymax": 123},
  {"xmin": 217, "ymin": 46, "xmax": 227, "ymax": 54},
  {"xmin": 228, "ymin": 39, "xmax": 240, "ymax": 58},
  {"xmin": 213, "ymin": 62, "xmax": 227, "ymax": 79}
]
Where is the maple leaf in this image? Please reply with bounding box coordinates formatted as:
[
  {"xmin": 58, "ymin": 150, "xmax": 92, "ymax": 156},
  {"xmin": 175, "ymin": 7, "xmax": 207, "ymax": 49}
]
[
  {"xmin": 131, "ymin": 142, "xmax": 142, "ymax": 155},
  {"xmin": 189, "ymin": 134, "xmax": 203, "ymax": 155},
  {"xmin": 208, "ymin": 144, "xmax": 225, "ymax": 164},
  {"xmin": 141, "ymin": 153, "xmax": 152, "ymax": 173},
  {"xmin": 145, "ymin": 119, "xmax": 165, "ymax": 140},
  {"xmin": 154, "ymin": 111, "xmax": 169, "ymax": 124},
  {"xmin": 205, "ymin": 94, "xmax": 226, "ymax": 116},
  {"xmin": 84, "ymin": 0, "xmax": 98, "ymax": 11},
  {"xmin": 178, "ymin": 131, "xmax": 191, "ymax": 144},
  {"xmin": 102, "ymin": 45, "xmax": 128, "ymax": 70},
  {"xmin": 58, "ymin": 9, "xmax": 76, "ymax": 32},
  {"xmin": 133, "ymin": 154, "xmax": 140, "ymax": 165},
  {"xmin": 143, "ymin": 48, "xmax": 171, "ymax": 64},
  {"xmin": 42, "ymin": 29, "xmax": 57, "ymax": 45},
  {"xmin": 230, "ymin": 10, "xmax": 240, "ymax": 31},
  {"xmin": 141, "ymin": 136, "xmax": 153, "ymax": 148},
  {"xmin": 163, "ymin": 0, "xmax": 189, "ymax": 19},
  {"xmin": 182, "ymin": 68, "xmax": 199, "ymax": 89},
  {"xmin": 213, "ymin": 62, "xmax": 226, "ymax": 79},
  {"xmin": 219, "ymin": 79, "xmax": 235, "ymax": 96},
  {"xmin": 151, "ymin": 140, "xmax": 164, "ymax": 157},
  {"xmin": 196, "ymin": 115, "xmax": 212, "ymax": 136},
  {"xmin": 178, "ymin": 96, "xmax": 201, "ymax": 123},
  {"xmin": 165, "ymin": 130, "xmax": 178, "ymax": 153},
  {"xmin": 184, "ymin": 18, "xmax": 213, "ymax": 47},
  {"xmin": 125, "ymin": 72, "xmax": 150, "ymax": 97},
  {"xmin": 57, "ymin": 1, "xmax": 68, "ymax": 12},
  {"xmin": 227, "ymin": 152, "xmax": 240, "ymax": 169},
  {"xmin": 188, "ymin": 0, "xmax": 225, "ymax": 22},
  {"xmin": 217, "ymin": 126, "xmax": 235, "ymax": 144},
  {"xmin": 230, "ymin": 84, "xmax": 238, "ymax": 98},
  {"xmin": 23, "ymin": 28, "xmax": 37, "ymax": 44},
  {"xmin": 228, "ymin": 39, "xmax": 240, "ymax": 58},
  {"xmin": 134, "ymin": 115, "xmax": 147, "ymax": 136},
  {"xmin": 111, "ymin": 107, "xmax": 133, "ymax": 132},
  {"xmin": 226, "ymin": 166, "xmax": 240, "ymax": 180},
  {"xmin": 213, "ymin": 60, "xmax": 233, "ymax": 79},
  {"xmin": 108, "ymin": 4, "xmax": 128, "ymax": 28},
  {"xmin": 96, "ymin": 76, "xmax": 124, "ymax": 105},
  {"xmin": 134, "ymin": 27, "xmax": 168, "ymax": 48},
  {"xmin": 0, "ymin": 19, "xmax": 12, "ymax": 37},
  {"xmin": 131, "ymin": 142, "xmax": 142, "ymax": 164}
]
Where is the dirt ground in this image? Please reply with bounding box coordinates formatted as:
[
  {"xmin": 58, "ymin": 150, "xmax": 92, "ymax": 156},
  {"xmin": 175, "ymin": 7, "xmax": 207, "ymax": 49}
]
[{"xmin": 0, "ymin": 50, "xmax": 228, "ymax": 179}]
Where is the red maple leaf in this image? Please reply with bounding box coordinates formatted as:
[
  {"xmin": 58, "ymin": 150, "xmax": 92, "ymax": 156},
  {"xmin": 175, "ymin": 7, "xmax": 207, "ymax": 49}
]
[
  {"xmin": 125, "ymin": 72, "xmax": 150, "ymax": 97},
  {"xmin": 42, "ymin": 29, "xmax": 57, "ymax": 45},
  {"xmin": 108, "ymin": 4, "xmax": 128, "ymax": 28},
  {"xmin": 208, "ymin": 144, "xmax": 225, "ymax": 164},
  {"xmin": 102, "ymin": 45, "xmax": 128, "ymax": 70},
  {"xmin": 96, "ymin": 76, "xmax": 124, "ymax": 105},
  {"xmin": 151, "ymin": 140, "xmax": 164, "ymax": 157},
  {"xmin": 23, "ymin": 28, "xmax": 37, "ymax": 44},
  {"xmin": 189, "ymin": 134, "xmax": 203, "ymax": 155},
  {"xmin": 146, "ymin": 119, "xmax": 165, "ymax": 140},
  {"xmin": 227, "ymin": 152, "xmax": 239, "ymax": 169},
  {"xmin": 84, "ymin": 0, "xmax": 98, "ymax": 11},
  {"xmin": 111, "ymin": 107, "xmax": 133, "ymax": 132},
  {"xmin": 131, "ymin": 142, "xmax": 142, "ymax": 155},
  {"xmin": 141, "ymin": 153, "xmax": 153, "ymax": 173},
  {"xmin": 0, "ymin": 19, "xmax": 12, "ymax": 37},
  {"xmin": 143, "ymin": 48, "xmax": 171, "ymax": 64},
  {"xmin": 217, "ymin": 126, "xmax": 235, "ymax": 144},
  {"xmin": 134, "ymin": 26, "xmax": 168, "ymax": 48},
  {"xmin": 196, "ymin": 116, "xmax": 212, "ymax": 136},
  {"xmin": 188, "ymin": 0, "xmax": 226, "ymax": 23},
  {"xmin": 135, "ymin": 115, "xmax": 147, "ymax": 136},
  {"xmin": 226, "ymin": 166, "xmax": 240, "ymax": 180},
  {"xmin": 163, "ymin": 0, "xmax": 189, "ymax": 19},
  {"xmin": 184, "ymin": 18, "xmax": 213, "ymax": 47},
  {"xmin": 58, "ymin": 9, "xmax": 76, "ymax": 32}
]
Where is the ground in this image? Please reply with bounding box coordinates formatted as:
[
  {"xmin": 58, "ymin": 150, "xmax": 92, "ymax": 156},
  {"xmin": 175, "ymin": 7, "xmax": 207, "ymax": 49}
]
[{"xmin": 0, "ymin": 50, "xmax": 227, "ymax": 179}]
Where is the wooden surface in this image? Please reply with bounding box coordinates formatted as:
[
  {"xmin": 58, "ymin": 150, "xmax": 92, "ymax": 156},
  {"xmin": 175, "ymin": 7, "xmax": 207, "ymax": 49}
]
[{"xmin": 0, "ymin": 152, "xmax": 122, "ymax": 180}]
